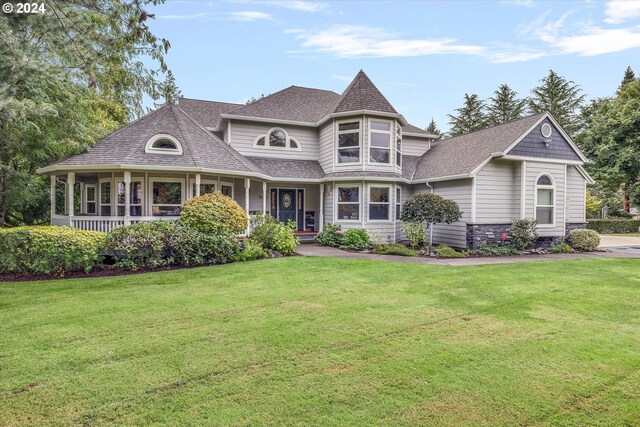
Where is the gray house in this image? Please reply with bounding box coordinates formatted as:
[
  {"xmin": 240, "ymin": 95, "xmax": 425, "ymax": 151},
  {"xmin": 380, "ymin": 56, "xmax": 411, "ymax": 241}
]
[{"xmin": 39, "ymin": 71, "xmax": 593, "ymax": 248}]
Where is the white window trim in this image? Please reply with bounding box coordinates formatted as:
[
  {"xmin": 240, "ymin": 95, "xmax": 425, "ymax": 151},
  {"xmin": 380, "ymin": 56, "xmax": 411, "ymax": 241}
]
[
  {"xmin": 99, "ymin": 178, "xmax": 112, "ymax": 216},
  {"xmin": 252, "ymin": 127, "xmax": 301, "ymax": 151},
  {"xmin": 84, "ymin": 184, "xmax": 96, "ymax": 215},
  {"xmin": 395, "ymin": 186, "xmax": 402, "ymax": 221},
  {"xmin": 116, "ymin": 179, "xmax": 143, "ymax": 216},
  {"xmin": 335, "ymin": 183, "xmax": 362, "ymax": 222},
  {"xmin": 188, "ymin": 179, "xmax": 234, "ymax": 199},
  {"xmin": 149, "ymin": 177, "xmax": 185, "ymax": 217},
  {"xmin": 534, "ymin": 172, "xmax": 556, "ymax": 228},
  {"xmin": 144, "ymin": 134, "xmax": 183, "ymax": 155},
  {"xmin": 367, "ymin": 184, "xmax": 392, "ymax": 223},
  {"xmin": 395, "ymin": 122, "xmax": 402, "ymax": 169},
  {"xmin": 367, "ymin": 118, "xmax": 393, "ymax": 165},
  {"xmin": 336, "ymin": 119, "xmax": 362, "ymax": 165}
]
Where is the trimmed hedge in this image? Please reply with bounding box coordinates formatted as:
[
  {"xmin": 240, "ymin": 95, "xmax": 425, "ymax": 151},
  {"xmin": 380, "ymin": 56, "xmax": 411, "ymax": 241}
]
[
  {"xmin": 181, "ymin": 192, "xmax": 248, "ymax": 235},
  {"xmin": 105, "ymin": 221, "xmax": 238, "ymax": 270},
  {"xmin": 0, "ymin": 226, "xmax": 105, "ymax": 275},
  {"xmin": 567, "ymin": 229, "xmax": 600, "ymax": 252},
  {"xmin": 587, "ymin": 219, "xmax": 640, "ymax": 234}
]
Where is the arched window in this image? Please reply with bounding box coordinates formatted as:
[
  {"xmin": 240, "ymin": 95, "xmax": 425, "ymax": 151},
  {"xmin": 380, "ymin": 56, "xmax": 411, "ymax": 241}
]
[
  {"xmin": 145, "ymin": 134, "xmax": 183, "ymax": 155},
  {"xmin": 535, "ymin": 174, "xmax": 555, "ymax": 226},
  {"xmin": 253, "ymin": 128, "xmax": 301, "ymax": 150}
]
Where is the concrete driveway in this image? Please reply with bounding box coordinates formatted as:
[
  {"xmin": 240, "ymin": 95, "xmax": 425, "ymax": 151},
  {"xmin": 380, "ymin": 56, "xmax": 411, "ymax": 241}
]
[{"xmin": 599, "ymin": 234, "xmax": 640, "ymax": 257}]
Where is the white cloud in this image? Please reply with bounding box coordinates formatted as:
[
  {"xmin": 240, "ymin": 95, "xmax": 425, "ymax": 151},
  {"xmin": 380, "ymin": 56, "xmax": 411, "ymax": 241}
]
[
  {"xmin": 288, "ymin": 25, "xmax": 544, "ymax": 63},
  {"xmin": 604, "ymin": 0, "xmax": 640, "ymax": 24},
  {"xmin": 522, "ymin": 12, "xmax": 640, "ymax": 56},
  {"xmin": 504, "ymin": 0, "xmax": 535, "ymax": 7},
  {"xmin": 229, "ymin": 11, "xmax": 273, "ymax": 21},
  {"xmin": 230, "ymin": 1, "xmax": 329, "ymax": 13}
]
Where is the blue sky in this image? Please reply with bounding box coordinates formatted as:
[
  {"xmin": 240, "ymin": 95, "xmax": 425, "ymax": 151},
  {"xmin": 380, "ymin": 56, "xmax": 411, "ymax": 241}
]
[{"xmin": 147, "ymin": 0, "xmax": 640, "ymax": 131}]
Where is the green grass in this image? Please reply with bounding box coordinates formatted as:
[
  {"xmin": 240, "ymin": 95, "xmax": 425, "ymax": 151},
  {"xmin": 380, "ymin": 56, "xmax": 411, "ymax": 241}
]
[{"xmin": 2, "ymin": 258, "xmax": 640, "ymax": 426}]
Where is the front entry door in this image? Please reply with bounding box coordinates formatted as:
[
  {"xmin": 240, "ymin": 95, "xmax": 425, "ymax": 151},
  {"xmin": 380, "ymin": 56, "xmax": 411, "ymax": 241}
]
[{"xmin": 278, "ymin": 190, "xmax": 296, "ymax": 225}]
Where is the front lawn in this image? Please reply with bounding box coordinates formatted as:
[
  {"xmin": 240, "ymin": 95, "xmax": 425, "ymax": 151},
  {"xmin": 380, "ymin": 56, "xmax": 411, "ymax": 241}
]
[{"xmin": 1, "ymin": 258, "xmax": 639, "ymax": 426}]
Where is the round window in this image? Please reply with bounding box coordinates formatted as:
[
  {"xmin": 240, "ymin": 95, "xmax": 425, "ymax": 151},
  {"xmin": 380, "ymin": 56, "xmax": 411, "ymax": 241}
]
[{"xmin": 541, "ymin": 123, "xmax": 552, "ymax": 138}]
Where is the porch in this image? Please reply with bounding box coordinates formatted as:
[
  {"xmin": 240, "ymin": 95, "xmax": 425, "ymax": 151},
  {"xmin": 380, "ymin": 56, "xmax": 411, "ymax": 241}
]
[{"xmin": 49, "ymin": 170, "xmax": 326, "ymax": 234}]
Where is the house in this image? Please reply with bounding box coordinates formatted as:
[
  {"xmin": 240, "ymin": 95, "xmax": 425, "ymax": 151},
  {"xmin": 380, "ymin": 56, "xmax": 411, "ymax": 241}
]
[{"xmin": 38, "ymin": 71, "xmax": 594, "ymax": 248}]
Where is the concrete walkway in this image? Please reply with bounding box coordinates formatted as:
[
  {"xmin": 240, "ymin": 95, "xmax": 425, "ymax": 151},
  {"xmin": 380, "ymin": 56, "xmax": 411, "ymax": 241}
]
[
  {"xmin": 599, "ymin": 234, "xmax": 640, "ymax": 248},
  {"xmin": 297, "ymin": 243, "xmax": 640, "ymax": 266}
]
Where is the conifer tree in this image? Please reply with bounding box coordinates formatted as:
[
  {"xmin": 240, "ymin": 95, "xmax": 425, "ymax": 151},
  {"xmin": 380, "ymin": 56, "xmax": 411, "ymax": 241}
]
[
  {"xmin": 447, "ymin": 94, "xmax": 488, "ymax": 136},
  {"xmin": 486, "ymin": 84, "xmax": 527, "ymax": 125},
  {"xmin": 528, "ymin": 70, "xmax": 585, "ymax": 136}
]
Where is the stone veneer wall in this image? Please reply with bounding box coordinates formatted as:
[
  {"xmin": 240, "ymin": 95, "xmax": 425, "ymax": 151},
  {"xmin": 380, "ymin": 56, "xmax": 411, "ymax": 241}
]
[{"xmin": 466, "ymin": 222, "xmax": 588, "ymax": 249}]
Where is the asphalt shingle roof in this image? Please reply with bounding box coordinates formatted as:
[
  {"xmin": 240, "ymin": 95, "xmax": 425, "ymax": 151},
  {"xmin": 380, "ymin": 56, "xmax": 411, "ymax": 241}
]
[
  {"xmin": 227, "ymin": 86, "xmax": 340, "ymax": 123},
  {"xmin": 333, "ymin": 70, "xmax": 398, "ymax": 115},
  {"xmin": 403, "ymin": 124, "xmax": 430, "ymax": 135},
  {"xmin": 178, "ymin": 98, "xmax": 243, "ymax": 130},
  {"xmin": 412, "ymin": 113, "xmax": 545, "ymax": 181},
  {"xmin": 245, "ymin": 157, "xmax": 325, "ymax": 180}
]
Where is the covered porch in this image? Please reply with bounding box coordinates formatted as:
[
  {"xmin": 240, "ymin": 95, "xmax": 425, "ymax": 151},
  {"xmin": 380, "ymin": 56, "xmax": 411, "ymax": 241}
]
[{"xmin": 48, "ymin": 170, "xmax": 326, "ymax": 234}]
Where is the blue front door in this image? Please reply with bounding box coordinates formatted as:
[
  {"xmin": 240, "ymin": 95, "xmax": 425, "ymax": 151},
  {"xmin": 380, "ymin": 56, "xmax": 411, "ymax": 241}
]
[{"xmin": 278, "ymin": 190, "xmax": 296, "ymax": 225}]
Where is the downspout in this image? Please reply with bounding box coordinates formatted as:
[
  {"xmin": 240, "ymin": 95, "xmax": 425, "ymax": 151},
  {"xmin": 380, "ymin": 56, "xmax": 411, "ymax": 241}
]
[{"xmin": 425, "ymin": 181, "xmax": 434, "ymax": 246}]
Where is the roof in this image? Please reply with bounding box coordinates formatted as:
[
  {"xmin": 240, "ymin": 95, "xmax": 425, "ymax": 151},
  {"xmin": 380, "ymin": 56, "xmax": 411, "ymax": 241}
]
[
  {"xmin": 53, "ymin": 104, "xmax": 259, "ymax": 174},
  {"xmin": 245, "ymin": 157, "xmax": 325, "ymax": 180},
  {"xmin": 226, "ymin": 86, "xmax": 340, "ymax": 123},
  {"xmin": 178, "ymin": 98, "xmax": 243, "ymax": 130},
  {"xmin": 412, "ymin": 113, "xmax": 545, "ymax": 181},
  {"xmin": 333, "ymin": 70, "xmax": 398, "ymax": 115}
]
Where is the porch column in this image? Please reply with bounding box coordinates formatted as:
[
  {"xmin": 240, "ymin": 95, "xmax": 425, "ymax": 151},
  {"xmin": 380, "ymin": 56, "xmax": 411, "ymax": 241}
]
[
  {"xmin": 319, "ymin": 184, "xmax": 324, "ymax": 232},
  {"xmin": 262, "ymin": 182, "xmax": 267, "ymax": 215},
  {"xmin": 124, "ymin": 171, "xmax": 131, "ymax": 225},
  {"xmin": 244, "ymin": 178, "xmax": 251, "ymax": 234},
  {"xmin": 195, "ymin": 173, "xmax": 201, "ymax": 197},
  {"xmin": 67, "ymin": 172, "xmax": 75, "ymax": 221},
  {"xmin": 50, "ymin": 175, "xmax": 56, "ymax": 222}
]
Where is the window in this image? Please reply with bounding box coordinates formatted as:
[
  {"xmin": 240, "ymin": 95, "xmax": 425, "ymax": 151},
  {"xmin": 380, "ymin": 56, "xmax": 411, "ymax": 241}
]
[
  {"xmin": 151, "ymin": 180, "xmax": 183, "ymax": 216},
  {"xmin": 221, "ymin": 183, "xmax": 233, "ymax": 198},
  {"xmin": 337, "ymin": 186, "xmax": 360, "ymax": 220},
  {"xmin": 337, "ymin": 121, "xmax": 360, "ymax": 163},
  {"xmin": 116, "ymin": 180, "xmax": 143, "ymax": 216},
  {"xmin": 191, "ymin": 181, "xmax": 216, "ymax": 198},
  {"xmin": 144, "ymin": 134, "xmax": 183, "ymax": 155},
  {"xmin": 100, "ymin": 180, "xmax": 111, "ymax": 216},
  {"xmin": 369, "ymin": 186, "xmax": 390, "ymax": 221},
  {"xmin": 396, "ymin": 187, "xmax": 401, "ymax": 220},
  {"xmin": 253, "ymin": 128, "xmax": 300, "ymax": 150},
  {"xmin": 369, "ymin": 120, "xmax": 391, "ymax": 164},
  {"xmin": 535, "ymin": 174, "xmax": 555, "ymax": 226},
  {"xmin": 85, "ymin": 185, "xmax": 96, "ymax": 215},
  {"xmin": 396, "ymin": 124, "xmax": 402, "ymax": 167}
]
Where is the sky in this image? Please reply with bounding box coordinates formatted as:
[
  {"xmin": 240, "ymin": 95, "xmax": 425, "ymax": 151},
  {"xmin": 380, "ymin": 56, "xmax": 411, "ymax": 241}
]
[{"xmin": 146, "ymin": 0, "xmax": 640, "ymax": 132}]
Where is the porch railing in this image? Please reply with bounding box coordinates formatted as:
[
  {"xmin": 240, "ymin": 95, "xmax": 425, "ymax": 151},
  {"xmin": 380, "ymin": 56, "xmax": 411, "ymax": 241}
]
[{"xmin": 66, "ymin": 216, "xmax": 180, "ymax": 233}]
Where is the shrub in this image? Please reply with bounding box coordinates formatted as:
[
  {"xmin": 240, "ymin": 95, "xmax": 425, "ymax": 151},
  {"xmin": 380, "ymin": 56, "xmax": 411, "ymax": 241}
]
[
  {"xmin": 587, "ymin": 219, "xmax": 640, "ymax": 234},
  {"xmin": 567, "ymin": 229, "xmax": 600, "ymax": 252},
  {"xmin": 181, "ymin": 192, "xmax": 247, "ymax": 235},
  {"xmin": 316, "ymin": 224, "xmax": 343, "ymax": 247},
  {"xmin": 249, "ymin": 213, "xmax": 298, "ymax": 255},
  {"xmin": 105, "ymin": 220, "xmax": 238, "ymax": 270},
  {"xmin": 372, "ymin": 243, "xmax": 418, "ymax": 257},
  {"xmin": 551, "ymin": 243, "xmax": 571, "ymax": 254},
  {"xmin": 401, "ymin": 221, "xmax": 426, "ymax": 249},
  {"xmin": 340, "ymin": 228, "xmax": 371, "ymax": 251},
  {"xmin": 435, "ymin": 244, "xmax": 468, "ymax": 258},
  {"xmin": 469, "ymin": 245, "xmax": 522, "ymax": 257},
  {"xmin": 0, "ymin": 226, "xmax": 105, "ymax": 275},
  {"xmin": 236, "ymin": 239, "xmax": 268, "ymax": 262},
  {"xmin": 510, "ymin": 219, "xmax": 539, "ymax": 250},
  {"xmin": 400, "ymin": 193, "xmax": 462, "ymax": 225}
]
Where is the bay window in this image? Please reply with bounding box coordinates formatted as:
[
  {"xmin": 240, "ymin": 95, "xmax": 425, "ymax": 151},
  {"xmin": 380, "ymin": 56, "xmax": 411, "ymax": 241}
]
[
  {"xmin": 369, "ymin": 186, "xmax": 390, "ymax": 220},
  {"xmin": 337, "ymin": 121, "xmax": 360, "ymax": 163},
  {"xmin": 396, "ymin": 187, "xmax": 401, "ymax": 220},
  {"xmin": 369, "ymin": 120, "xmax": 391, "ymax": 164},
  {"xmin": 151, "ymin": 179, "xmax": 183, "ymax": 216},
  {"xmin": 337, "ymin": 185, "xmax": 360, "ymax": 220},
  {"xmin": 396, "ymin": 124, "xmax": 402, "ymax": 167}
]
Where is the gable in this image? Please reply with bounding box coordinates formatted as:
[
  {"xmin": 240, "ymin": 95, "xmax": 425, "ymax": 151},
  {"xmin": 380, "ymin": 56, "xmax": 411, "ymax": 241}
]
[{"xmin": 507, "ymin": 118, "xmax": 581, "ymax": 161}]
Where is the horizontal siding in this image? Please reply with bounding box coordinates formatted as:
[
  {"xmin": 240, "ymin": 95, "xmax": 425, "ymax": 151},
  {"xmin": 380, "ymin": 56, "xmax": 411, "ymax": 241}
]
[
  {"xmin": 524, "ymin": 161, "xmax": 565, "ymax": 236},
  {"xmin": 566, "ymin": 166, "xmax": 586, "ymax": 222},
  {"xmin": 475, "ymin": 159, "xmax": 519, "ymax": 223},
  {"xmin": 319, "ymin": 120, "xmax": 334, "ymax": 173},
  {"xmin": 402, "ymin": 136, "xmax": 430, "ymax": 157},
  {"xmin": 431, "ymin": 223, "xmax": 467, "ymax": 249},
  {"xmin": 324, "ymin": 183, "xmax": 334, "ymax": 225},
  {"xmin": 229, "ymin": 119, "xmax": 319, "ymax": 160}
]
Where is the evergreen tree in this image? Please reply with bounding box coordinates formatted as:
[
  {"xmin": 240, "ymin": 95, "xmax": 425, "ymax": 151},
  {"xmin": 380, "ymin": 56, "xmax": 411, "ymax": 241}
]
[
  {"xmin": 486, "ymin": 84, "xmax": 527, "ymax": 125},
  {"xmin": 618, "ymin": 66, "xmax": 636, "ymax": 93},
  {"xmin": 447, "ymin": 94, "xmax": 488, "ymax": 136},
  {"xmin": 425, "ymin": 118, "xmax": 441, "ymax": 136},
  {"xmin": 528, "ymin": 70, "xmax": 585, "ymax": 136},
  {"xmin": 155, "ymin": 70, "xmax": 182, "ymax": 107}
]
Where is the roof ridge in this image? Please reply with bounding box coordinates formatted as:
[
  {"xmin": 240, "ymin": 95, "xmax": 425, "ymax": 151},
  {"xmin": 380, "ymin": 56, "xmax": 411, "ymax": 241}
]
[
  {"xmin": 437, "ymin": 112, "xmax": 546, "ymax": 144},
  {"xmin": 179, "ymin": 97, "xmax": 243, "ymax": 106},
  {"xmin": 165, "ymin": 105, "xmax": 202, "ymax": 167},
  {"xmin": 174, "ymin": 105, "xmax": 264, "ymax": 174},
  {"xmin": 332, "ymin": 70, "xmax": 398, "ymax": 115}
]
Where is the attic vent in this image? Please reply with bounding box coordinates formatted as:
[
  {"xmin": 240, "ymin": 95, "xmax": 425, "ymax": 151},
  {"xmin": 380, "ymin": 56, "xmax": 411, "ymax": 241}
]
[
  {"xmin": 541, "ymin": 123, "xmax": 552, "ymax": 139},
  {"xmin": 145, "ymin": 134, "xmax": 183, "ymax": 155}
]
